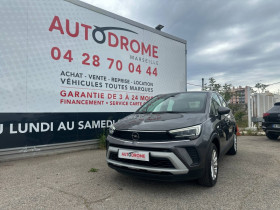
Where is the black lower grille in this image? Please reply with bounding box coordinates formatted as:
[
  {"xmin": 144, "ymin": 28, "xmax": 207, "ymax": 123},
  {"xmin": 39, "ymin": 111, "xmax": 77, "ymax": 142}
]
[
  {"xmin": 109, "ymin": 152, "xmax": 175, "ymax": 169},
  {"xmin": 108, "ymin": 163, "xmax": 173, "ymax": 176},
  {"xmin": 185, "ymin": 147, "xmax": 200, "ymax": 165}
]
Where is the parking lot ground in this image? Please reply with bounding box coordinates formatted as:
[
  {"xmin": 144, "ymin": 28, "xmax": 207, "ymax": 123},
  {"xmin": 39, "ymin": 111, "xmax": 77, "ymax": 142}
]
[{"xmin": 1, "ymin": 136, "xmax": 280, "ymax": 210}]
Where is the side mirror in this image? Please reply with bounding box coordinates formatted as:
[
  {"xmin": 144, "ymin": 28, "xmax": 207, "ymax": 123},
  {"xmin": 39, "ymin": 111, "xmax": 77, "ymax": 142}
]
[{"xmin": 218, "ymin": 107, "xmax": 230, "ymax": 115}]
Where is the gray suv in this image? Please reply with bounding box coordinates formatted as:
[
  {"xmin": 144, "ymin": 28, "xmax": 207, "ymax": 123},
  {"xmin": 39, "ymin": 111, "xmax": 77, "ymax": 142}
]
[{"xmin": 106, "ymin": 91, "xmax": 237, "ymax": 187}]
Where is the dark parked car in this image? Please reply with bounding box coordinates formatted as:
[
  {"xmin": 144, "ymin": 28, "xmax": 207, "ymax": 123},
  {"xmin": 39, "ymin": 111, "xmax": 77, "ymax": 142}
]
[
  {"xmin": 262, "ymin": 102, "xmax": 280, "ymax": 140},
  {"xmin": 106, "ymin": 91, "xmax": 237, "ymax": 187}
]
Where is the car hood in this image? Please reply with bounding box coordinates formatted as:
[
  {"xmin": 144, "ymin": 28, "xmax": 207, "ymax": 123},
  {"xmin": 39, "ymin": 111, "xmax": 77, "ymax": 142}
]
[{"xmin": 114, "ymin": 113, "xmax": 207, "ymax": 131}]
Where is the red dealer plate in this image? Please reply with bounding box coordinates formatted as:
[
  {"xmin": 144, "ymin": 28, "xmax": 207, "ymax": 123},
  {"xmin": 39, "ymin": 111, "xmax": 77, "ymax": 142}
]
[{"xmin": 118, "ymin": 149, "xmax": 149, "ymax": 162}]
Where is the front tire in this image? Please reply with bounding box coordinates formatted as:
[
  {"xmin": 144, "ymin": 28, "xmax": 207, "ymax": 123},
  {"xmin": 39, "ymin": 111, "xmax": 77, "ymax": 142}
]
[
  {"xmin": 266, "ymin": 132, "xmax": 279, "ymax": 140},
  {"xmin": 227, "ymin": 133, "xmax": 237, "ymax": 155},
  {"xmin": 198, "ymin": 143, "xmax": 218, "ymax": 187}
]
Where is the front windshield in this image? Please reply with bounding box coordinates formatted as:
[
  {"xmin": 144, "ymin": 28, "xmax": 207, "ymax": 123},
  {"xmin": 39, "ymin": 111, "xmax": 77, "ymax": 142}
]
[{"xmin": 137, "ymin": 92, "xmax": 207, "ymax": 113}]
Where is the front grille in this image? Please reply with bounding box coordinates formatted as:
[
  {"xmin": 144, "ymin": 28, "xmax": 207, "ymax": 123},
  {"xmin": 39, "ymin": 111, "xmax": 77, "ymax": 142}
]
[
  {"xmin": 112, "ymin": 130, "xmax": 172, "ymax": 142},
  {"xmin": 109, "ymin": 152, "xmax": 175, "ymax": 169},
  {"xmin": 185, "ymin": 147, "xmax": 200, "ymax": 165}
]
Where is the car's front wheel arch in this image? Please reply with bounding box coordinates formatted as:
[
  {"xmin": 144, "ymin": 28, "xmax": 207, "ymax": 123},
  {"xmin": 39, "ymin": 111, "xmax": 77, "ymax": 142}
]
[
  {"xmin": 209, "ymin": 133, "xmax": 220, "ymax": 159},
  {"xmin": 198, "ymin": 143, "xmax": 219, "ymax": 187}
]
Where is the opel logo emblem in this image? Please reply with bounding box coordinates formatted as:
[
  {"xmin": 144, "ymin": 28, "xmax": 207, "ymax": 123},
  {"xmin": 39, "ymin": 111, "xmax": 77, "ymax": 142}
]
[{"xmin": 132, "ymin": 132, "xmax": 140, "ymax": 141}]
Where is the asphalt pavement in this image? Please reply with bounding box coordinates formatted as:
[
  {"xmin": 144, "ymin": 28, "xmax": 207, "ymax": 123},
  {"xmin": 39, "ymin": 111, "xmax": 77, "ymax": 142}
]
[{"xmin": 1, "ymin": 136, "xmax": 280, "ymax": 210}]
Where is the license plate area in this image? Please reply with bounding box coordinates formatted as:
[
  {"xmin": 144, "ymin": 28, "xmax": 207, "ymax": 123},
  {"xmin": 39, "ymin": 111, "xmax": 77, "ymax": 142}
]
[
  {"xmin": 118, "ymin": 149, "xmax": 149, "ymax": 161},
  {"xmin": 272, "ymin": 124, "xmax": 280, "ymax": 128}
]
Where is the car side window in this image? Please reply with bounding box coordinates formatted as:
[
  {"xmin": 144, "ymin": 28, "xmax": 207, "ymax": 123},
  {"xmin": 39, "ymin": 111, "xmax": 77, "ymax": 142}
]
[
  {"xmin": 210, "ymin": 93, "xmax": 222, "ymax": 116},
  {"xmin": 210, "ymin": 99, "xmax": 219, "ymax": 116},
  {"xmin": 218, "ymin": 94, "xmax": 227, "ymax": 107},
  {"xmin": 212, "ymin": 93, "xmax": 222, "ymax": 107}
]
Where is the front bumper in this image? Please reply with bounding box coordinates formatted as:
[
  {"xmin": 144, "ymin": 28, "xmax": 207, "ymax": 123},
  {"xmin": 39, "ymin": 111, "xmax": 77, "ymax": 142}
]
[
  {"xmin": 106, "ymin": 134, "xmax": 208, "ymax": 180},
  {"xmin": 107, "ymin": 146, "xmax": 189, "ymax": 175}
]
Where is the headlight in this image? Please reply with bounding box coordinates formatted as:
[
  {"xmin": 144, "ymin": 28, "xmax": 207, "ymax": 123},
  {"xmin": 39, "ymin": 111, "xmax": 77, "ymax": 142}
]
[
  {"xmin": 108, "ymin": 125, "xmax": 115, "ymax": 135},
  {"xmin": 169, "ymin": 125, "xmax": 201, "ymax": 140}
]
